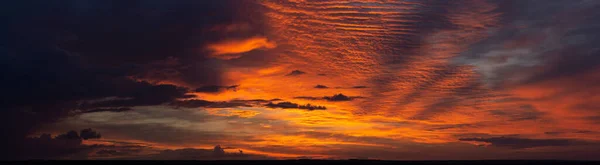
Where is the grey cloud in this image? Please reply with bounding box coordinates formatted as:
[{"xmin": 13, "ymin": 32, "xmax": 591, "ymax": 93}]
[{"xmin": 455, "ymin": 0, "xmax": 600, "ymax": 88}]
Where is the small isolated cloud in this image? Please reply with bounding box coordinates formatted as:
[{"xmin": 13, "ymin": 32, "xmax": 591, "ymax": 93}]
[
  {"xmin": 352, "ymin": 86, "xmax": 368, "ymax": 89},
  {"xmin": 265, "ymin": 102, "xmax": 326, "ymax": 110},
  {"xmin": 206, "ymin": 36, "xmax": 276, "ymax": 59},
  {"xmin": 195, "ymin": 85, "xmax": 239, "ymax": 93},
  {"xmin": 459, "ymin": 137, "xmax": 590, "ymax": 149},
  {"xmin": 286, "ymin": 70, "xmax": 306, "ymax": 76},
  {"xmin": 294, "ymin": 93, "xmax": 362, "ymax": 102},
  {"xmin": 314, "ymin": 85, "xmax": 329, "ymax": 89},
  {"xmin": 324, "ymin": 93, "xmax": 354, "ymax": 101}
]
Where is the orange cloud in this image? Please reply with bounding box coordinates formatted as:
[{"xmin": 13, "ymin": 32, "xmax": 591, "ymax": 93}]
[{"xmin": 206, "ymin": 36, "xmax": 277, "ymax": 59}]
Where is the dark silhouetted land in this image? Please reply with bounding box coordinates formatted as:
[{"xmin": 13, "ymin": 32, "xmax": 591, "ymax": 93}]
[{"xmin": 4, "ymin": 160, "xmax": 599, "ymax": 165}]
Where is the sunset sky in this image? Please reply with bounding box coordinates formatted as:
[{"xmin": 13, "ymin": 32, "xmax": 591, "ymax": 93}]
[{"xmin": 2, "ymin": 0, "xmax": 600, "ymax": 160}]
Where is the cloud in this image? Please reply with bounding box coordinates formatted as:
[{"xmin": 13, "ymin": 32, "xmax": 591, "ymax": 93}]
[
  {"xmin": 84, "ymin": 107, "xmax": 132, "ymax": 113},
  {"xmin": 293, "ymin": 96, "xmax": 321, "ymax": 100},
  {"xmin": 314, "ymin": 85, "xmax": 329, "ymax": 89},
  {"xmin": 77, "ymin": 83, "xmax": 191, "ymax": 109},
  {"xmin": 9, "ymin": 129, "xmax": 102, "ymax": 160},
  {"xmin": 195, "ymin": 85, "xmax": 239, "ymax": 93},
  {"xmin": 0, "ymin": 0, "xmax": 269, "ymax": 158},
  {"xmin": 410, "ymin": 98, "xmax": 462, "ymax": 120},
  {"xmin": 286, "ymin": 70, "xmax": 306, "ymax": 76},
  {"xmin": 459, "ymin": 137, "xmax": 590, "ymax": 149},
  {"xmin": 6, "ymin": 0, "xmax": 600, "ymax": 160},
  {"xmin": 294, "ymin": 94, "xmax": 362, "ymax": 102},
  {"xmin": 170, "ymin": 99, "xmax": 252, "ymax": 109},
  {"xmin": 488, "ymin": 105, "xmax": 545, "ymax": 121},
  {"xmin": 325, "ymin": 94, "xmax": 353, "ymax": 101},
  {"xmin": 96, "ymin": 149, "xmax": 129, "ymax": 156},
  {"xmin": 80, "ymin": 128, "xmax": 102, "ymax": 140},
  {"xmin": 207, "ymin": 36, "xmax": 277, "ymax": 59},
  {"xmin": 265, "ymin": 102, "xmax": 298, "ymax": 109},
  {"xmin": 265, "ymin": 102, "xmax": 327, "ymax": 110},
  {"xmin": 144, "ymin": 147, "xmax": 272, "ymax": 160},
  {"xmin": 455, "ymin": 0, "xmax": 600, "ymax": 88},
  {"xmin": 352, "ymin": 86, "xmax": 368, "ymax": 89}
]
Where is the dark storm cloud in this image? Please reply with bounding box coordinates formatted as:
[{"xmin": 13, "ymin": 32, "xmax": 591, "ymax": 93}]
[
  {"xmin": 0, "ymin": 0, "xmax": 266, "ymax": 159},
  {"xmin": 458, "ymin": 137, "xmax": 591, "ymax": 149}
]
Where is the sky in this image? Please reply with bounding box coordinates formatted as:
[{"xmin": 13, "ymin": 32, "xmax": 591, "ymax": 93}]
[{"xmin": 2, "ymin": 0, "xmax": 600, "ymax": 160}]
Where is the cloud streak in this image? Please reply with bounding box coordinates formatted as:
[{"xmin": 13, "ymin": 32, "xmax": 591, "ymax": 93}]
[{"xmin": 207, "ymin": 36, "xmax": 277, "ymax": 59}]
